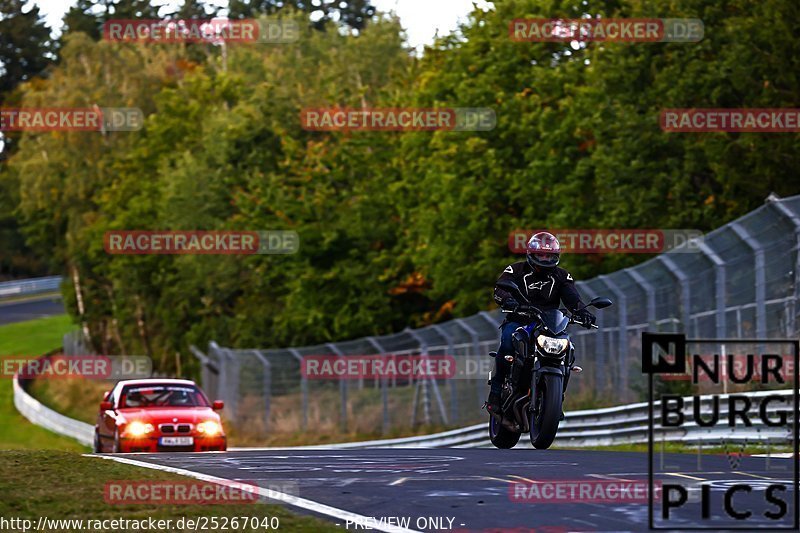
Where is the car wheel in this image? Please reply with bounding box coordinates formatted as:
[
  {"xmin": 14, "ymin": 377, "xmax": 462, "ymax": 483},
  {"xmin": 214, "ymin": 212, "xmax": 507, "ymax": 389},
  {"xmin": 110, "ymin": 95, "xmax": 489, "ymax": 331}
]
[
  {"xmin": 112, "ymin": 429, "xmax": 121, "ymax": 453},
  {"xmin": 93, "ymin": 430, "xmax": 102, "ymax": 453}
]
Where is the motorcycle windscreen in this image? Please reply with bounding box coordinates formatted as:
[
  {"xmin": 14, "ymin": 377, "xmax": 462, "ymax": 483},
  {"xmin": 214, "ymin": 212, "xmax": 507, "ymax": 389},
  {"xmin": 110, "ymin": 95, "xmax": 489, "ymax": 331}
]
[{"xmin": 539, "ymin": 309, "xmax": 569, "ymax": 335}]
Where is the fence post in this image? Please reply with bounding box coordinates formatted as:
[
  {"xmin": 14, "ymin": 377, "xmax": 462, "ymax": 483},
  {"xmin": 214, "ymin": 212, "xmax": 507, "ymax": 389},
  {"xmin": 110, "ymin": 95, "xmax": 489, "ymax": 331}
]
[
  {"xmin": 249, "ymin": 350, "xmax": 272, "ymax": 432},
  {"xmin": 767, "ymin": 196, "xmax": 800, "ymax": 335},
  {"xmin": 577, "ymin": 281, "xmax": 607, "ymax": 392},
  {"xmin": 657, "ymin": 255, "xmax": 691, "ymax": 335},
  {"xmin": 696, "ymin": 240, "xmax": 727, "ymax": 338},
  {"xmin": 366, "ymin": 336, "xmax": 390, "ymax": 435},
  {"xmin": 432, "ymin": 324, "xmax": 459, "ymax": 424},
  {"xmin": 454, "ymin": 319, "xmax": 484, "ymax": 409},
  {"xmin": 288, "ymin": 348, "xmax": 307, "ymax": 431},
  {"xmin": 626, "ymin": 268, "xmax": 657, "ymax": 328},
  {"xmin": 405, "ymin": 328, "xmax": 448, "ymax": 426},
  {"xmin": 326, "ymin": 343, "xmax": 347, "ymax": 433},
  {"xmin": 189, "ymin": 345, "xmax": 219, "ymax": 396},
  {"xmin": 208, "ymin": 342, "xmax": 231, "ymax": 419},
  {"xmin": 730, "ymin": 222, "xmax": 767, "ymax": 339},
  {"xmin": 597, "ymin": 275, "xmax": 628, "ymax": 397}
]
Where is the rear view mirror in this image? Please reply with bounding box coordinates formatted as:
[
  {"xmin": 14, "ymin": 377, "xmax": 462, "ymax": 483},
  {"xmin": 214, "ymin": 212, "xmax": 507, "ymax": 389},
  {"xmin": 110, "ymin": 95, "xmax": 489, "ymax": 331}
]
[
  {"xmin": 496, "ymin": 279, "xmax": 526, "ymax": 301},
  {"xmin": 212, "ymin": 400, "xmax": 224, "ymax": 410},
  {"xmin": 102, "ymin": 390, "xmax": 111, "ymax": 401},
  {"xmin": 100, "ymin": 401, "xmax": 113, "ymax": 411},
  {"xmin": 589, "ymin": 297, "xmax": 613, "ymax": 309}
]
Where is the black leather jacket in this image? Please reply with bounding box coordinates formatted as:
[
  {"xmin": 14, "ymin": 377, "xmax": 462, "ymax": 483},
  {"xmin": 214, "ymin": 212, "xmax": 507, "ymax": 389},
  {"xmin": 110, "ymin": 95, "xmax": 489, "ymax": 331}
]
[{"xmin": 493, "ymin": 261, "xmax": 584, "ymax": 324}]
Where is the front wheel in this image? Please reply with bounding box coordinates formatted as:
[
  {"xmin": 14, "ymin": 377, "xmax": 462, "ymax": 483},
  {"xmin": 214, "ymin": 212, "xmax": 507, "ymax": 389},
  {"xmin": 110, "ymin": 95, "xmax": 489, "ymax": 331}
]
[
  {"xmin": 489, "ymin": 414, "xmax": 521, "ymax": 449},
  {"xmin": 529, "ymin": 373, "xmax": 563, "ymax": 449}
]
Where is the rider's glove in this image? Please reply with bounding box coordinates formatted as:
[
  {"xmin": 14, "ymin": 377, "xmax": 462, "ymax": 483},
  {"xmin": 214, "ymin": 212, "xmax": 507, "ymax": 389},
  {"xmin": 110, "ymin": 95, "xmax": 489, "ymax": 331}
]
[
  {"xmin": 573, "ymin": 308, "xmax": 596, "ymax": 327},
  {"xmin": 502, "ymin": 297, "xmax": 520, "ymax": 312}
]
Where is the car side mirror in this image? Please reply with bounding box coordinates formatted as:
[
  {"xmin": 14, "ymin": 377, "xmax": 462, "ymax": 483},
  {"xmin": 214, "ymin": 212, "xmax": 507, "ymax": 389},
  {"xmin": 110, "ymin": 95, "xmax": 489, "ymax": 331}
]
[
  {"xmin": 100, "ymin": 401, "xmax": 113, "ymax": 411},
  {"xmin": 102, "ymin": 390, "xmax": 111, "ymax": 401},
  {"xmin": 589, "ymin": 297, "xmax": 613, "ymax": 309},
  {"xmin": 212, "ymin": 400, "xmax": 224, "ymax": 410}
]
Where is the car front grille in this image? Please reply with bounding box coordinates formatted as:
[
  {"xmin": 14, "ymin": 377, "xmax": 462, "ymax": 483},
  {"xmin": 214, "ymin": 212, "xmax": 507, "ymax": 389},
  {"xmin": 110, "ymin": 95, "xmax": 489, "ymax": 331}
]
[{"xmin": 159, "ymin": 423, "xmax": 193, "ymax": 434}]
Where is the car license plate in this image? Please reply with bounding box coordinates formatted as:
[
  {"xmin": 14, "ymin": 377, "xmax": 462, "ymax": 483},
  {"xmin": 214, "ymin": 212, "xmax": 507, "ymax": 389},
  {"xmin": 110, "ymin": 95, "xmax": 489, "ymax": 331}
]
[{"xmin": 159, "ymin": 437, "xmax": 193, "ymax": 446}]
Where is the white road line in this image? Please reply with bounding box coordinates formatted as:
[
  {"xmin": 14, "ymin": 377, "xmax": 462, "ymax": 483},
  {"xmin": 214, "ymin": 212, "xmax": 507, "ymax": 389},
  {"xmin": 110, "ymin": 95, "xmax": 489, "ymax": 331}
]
[
  {"xmin": 586, "ymin": 473, "xmax": 634, "ymax": 482},
  {"xmin": 732, "ymin": 471, "xmax": 775, "ymax": 480},
  {"xmin": 663, "ymin": 472, "xmax": 706, "ymax": 481},
  {"xmin": 84, "ymin": 454, "xmax": 420, "ymax": 533}
]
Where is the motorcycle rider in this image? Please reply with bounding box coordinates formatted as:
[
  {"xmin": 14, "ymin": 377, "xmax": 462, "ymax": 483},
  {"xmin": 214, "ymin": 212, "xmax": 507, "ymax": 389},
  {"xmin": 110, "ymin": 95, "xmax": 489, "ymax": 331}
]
[{"xmin": 485, "ymin": 231, "xmax": 595, "ymax": 417}]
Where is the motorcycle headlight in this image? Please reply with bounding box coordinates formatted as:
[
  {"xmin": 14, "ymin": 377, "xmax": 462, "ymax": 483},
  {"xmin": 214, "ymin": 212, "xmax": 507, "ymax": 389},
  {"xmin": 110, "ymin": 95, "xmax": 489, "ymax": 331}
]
[
  {"xmin": 124, "ymin": 421, "xmax": 154, "ymax": 437},
  {"xmin": 536, "ymin": 336, "xmax": 569, "ymax": 355},
  {"xmin": 197, "ymin": 421, "xmax": 222, "ymax": 436}
]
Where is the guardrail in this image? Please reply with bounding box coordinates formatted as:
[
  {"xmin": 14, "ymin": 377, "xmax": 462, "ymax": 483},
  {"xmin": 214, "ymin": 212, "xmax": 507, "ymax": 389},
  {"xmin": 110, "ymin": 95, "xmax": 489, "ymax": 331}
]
[
  {"xmin": 13, "ymin": 374, "xmax": 94, "ymax": 448},
  {"xmin": 13, "ymin": 365, "xmax": 792, "ymax": 450},
  {"xmin": 0, "ymin": 276, "xmax": 63, "ymax": 300}
]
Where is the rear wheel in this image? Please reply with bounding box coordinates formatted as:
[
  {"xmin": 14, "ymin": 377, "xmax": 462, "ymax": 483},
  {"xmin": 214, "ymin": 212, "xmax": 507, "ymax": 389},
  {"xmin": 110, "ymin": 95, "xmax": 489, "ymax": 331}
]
[
  {"xmin": 93, "ymin": 430, "xmax": 101, "ymax": 453},
  {"xmin": 489, "ymin": 414, "xmax": 521, "ymax": 449},
  {"xmin": 529, "ymin": 373, "xmax": 563, "ymax": 449}
]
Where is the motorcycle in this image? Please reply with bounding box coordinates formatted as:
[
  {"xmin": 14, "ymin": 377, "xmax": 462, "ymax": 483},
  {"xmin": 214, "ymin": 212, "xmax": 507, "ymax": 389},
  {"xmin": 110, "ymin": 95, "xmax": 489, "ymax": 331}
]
[{"xmin": 488, "ymin": 279, "xmax": 612, "ymax": 449}]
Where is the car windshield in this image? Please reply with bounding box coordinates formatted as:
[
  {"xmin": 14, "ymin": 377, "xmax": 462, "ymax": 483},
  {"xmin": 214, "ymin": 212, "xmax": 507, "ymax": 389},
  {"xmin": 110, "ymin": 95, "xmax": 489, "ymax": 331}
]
[
  {"xmin": 120, "ymin": 385, "xmax": 209, "ymax": 408},
  {"xmin": 539, "ymin": 309, "xmax": 568, "ymax": 335}
]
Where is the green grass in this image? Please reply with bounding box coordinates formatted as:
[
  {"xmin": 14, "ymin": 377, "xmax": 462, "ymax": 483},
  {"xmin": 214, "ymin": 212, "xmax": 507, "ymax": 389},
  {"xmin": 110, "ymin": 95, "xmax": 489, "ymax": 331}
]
[
  {"xmin": 0, "ymin": 314, "xmax": 87, "ymax": 451},
  {"xmin": 0, "ymin": 450, "xmax": 339, "ymax": 532}
]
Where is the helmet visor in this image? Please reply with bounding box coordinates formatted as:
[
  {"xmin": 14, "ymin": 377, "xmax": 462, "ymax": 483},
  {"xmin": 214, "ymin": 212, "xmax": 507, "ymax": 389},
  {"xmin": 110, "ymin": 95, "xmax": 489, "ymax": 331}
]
[{"xmin": 531, "ymin": 252, "xmax": 559, "ymax": 267}]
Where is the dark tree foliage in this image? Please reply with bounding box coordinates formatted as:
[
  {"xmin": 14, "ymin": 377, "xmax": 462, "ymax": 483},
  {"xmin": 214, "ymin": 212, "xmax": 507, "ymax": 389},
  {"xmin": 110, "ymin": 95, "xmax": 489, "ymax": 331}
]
[
  {"xmin": 0, "ymin": 0, "xmax": 53, "ymax": 97},
  {"xmin": 61, "ymin": 0, "xmax": 168, "ymax": 41},
  {"xmin": 228, "ymin": 0, "xmax": 376, "ymax": 30}
]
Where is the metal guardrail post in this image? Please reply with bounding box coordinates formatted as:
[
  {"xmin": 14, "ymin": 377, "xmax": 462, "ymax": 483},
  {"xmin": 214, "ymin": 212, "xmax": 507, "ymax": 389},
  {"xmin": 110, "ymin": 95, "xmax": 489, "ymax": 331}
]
[
  {"xmin": 730, "ymin": 222, "xmax": 767, "ymax": 339},
  {"xmin": 696, "ymin": 240, "xmax": 727, "ymax": 338},
  {"xmin": 598, "ymin": 275, "xmax": 628, "ymax": 395},
  {"xmin": 250, "ymin": 350, "xmax": 272, "ymax": 431},
  {"xmin": 366, "ymin": 337, "xmax": 390, "ymax": 435},
  {"xmin": 327, "ymin": 343, "xmax": 347, "ymax": 433},
  {"xmin": 432, "ymin": 324, "xmax": 459, "ymax": 424},
  {"xmin": 288, "ymin": 348, "xmax": 308, "ymax": 431},
  {"xmin": 657, "ymin": 255, "xmax": 692, "ymax": 334}
]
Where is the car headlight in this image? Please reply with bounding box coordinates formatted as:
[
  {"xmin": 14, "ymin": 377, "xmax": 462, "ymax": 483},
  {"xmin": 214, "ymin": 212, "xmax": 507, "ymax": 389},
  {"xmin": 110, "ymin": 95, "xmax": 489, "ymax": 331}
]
[
  {"xmin": 125, "ymin": 421, "xmax": 154, "ymax": 437},
  {"xmin": 197, "ymin": 421, "xmax": 222, "ymax": 436},
  {"xmin": 536, "ymin": 336, "xmax": 569, "ymax": 354}
]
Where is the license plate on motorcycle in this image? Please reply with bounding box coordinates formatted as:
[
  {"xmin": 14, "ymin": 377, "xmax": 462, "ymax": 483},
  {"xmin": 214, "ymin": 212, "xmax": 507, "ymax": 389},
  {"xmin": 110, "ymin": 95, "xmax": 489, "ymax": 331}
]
[{"xmin": 159, "ymin": 436, "xmax": 193, "ymax": 446}]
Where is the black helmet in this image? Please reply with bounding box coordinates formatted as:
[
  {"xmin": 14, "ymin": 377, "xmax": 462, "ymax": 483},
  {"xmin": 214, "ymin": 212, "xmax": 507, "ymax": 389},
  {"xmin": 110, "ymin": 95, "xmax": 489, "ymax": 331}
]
[{"xmin": 526, "ymin": 231, "xmax": 561, "ymax": 269}]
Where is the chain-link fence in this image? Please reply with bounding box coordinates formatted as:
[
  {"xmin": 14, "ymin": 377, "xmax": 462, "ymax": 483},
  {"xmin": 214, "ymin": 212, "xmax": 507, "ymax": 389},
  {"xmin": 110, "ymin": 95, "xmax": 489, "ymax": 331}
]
[{"xmin": 194, "ymin": 194, "xmax": 798, "ymax": 438}]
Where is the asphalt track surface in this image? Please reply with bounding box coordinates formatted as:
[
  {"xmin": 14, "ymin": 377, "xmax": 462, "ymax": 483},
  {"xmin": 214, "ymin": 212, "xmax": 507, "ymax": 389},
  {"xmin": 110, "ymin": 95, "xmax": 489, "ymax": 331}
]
[
  {"xmin": 0, "ymin": 296, "xmax": 64, "ymax": 325},
  {"xmin": 106, "ymin": 447, "xmax": 798, "ymax": 532}
]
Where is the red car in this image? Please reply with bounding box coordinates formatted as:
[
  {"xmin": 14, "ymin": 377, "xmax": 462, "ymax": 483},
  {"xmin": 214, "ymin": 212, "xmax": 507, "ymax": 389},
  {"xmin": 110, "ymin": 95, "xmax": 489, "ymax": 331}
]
[{"xmin": 94, "ymin": 378, "xmax": 227, "ymax": 453}]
